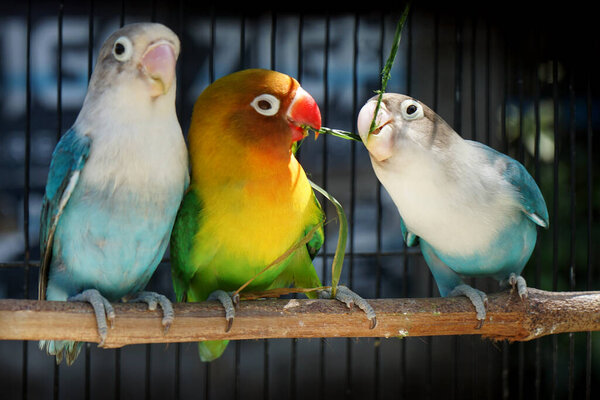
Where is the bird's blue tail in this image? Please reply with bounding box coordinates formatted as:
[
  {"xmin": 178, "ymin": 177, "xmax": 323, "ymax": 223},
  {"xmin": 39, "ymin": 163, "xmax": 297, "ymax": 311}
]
[{"xmin": 39, "ymin": 340, "xmax": 83, "ymax": 365}]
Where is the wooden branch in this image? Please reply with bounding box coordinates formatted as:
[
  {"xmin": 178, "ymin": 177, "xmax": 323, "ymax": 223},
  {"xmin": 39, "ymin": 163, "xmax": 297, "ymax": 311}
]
[{"xmin": 0, "ymin": 289, "xmax": 598, "ymax": 348}]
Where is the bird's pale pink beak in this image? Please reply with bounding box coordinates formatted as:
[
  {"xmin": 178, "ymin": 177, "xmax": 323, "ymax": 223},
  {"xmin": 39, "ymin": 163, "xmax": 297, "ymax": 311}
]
[
  {"xmin": 141, "ymin": 41, "xmax": 176, "ymax": 96},
  {"xmin": 287, "ymin": 86, "xmax": 322, "ymax": 143}
]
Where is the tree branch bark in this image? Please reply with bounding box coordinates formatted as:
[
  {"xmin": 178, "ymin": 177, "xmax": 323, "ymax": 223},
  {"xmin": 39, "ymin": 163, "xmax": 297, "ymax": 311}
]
[{"xmin": 0, "ymin": 288, "xmax": 598, "ymax": 348}]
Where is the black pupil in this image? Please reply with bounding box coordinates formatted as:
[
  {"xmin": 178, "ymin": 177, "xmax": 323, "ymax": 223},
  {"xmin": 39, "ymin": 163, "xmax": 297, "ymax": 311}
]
[
  {"xmin": 114, "ymin": 43, "xmax": 125, "ymax": 55},
  {"xmin": 258, "ymin": 100, "xmax": 271, "ymax": 110},
  {"xmin": 407, "ymin": 104, "xmax": 417, "ymax": 115}
]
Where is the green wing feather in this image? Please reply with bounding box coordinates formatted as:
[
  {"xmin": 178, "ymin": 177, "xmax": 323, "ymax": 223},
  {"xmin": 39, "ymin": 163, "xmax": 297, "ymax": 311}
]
[{"xmin": 170, "ymin": 187, "xmax": 203, "ymax": 302}]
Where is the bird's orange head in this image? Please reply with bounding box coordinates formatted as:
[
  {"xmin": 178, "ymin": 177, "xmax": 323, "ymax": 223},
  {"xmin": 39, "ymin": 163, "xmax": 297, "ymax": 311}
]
[{"xmin": 188, "ymin": 69, "xmax": 321, "ymax": 175}]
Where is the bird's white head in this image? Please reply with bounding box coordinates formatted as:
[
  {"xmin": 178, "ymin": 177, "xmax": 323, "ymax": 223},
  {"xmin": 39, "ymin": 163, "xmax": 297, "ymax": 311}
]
[
  {"xmin": 357, "ymin": 93, "xmax": 459, "ymax": 163},
  {"xmin": 87, "ymin": 22, "xmax": 180, "ymax": 102}
]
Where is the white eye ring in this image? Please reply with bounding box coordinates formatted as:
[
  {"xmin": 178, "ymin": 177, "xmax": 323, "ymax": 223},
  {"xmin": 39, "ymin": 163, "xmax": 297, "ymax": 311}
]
[
  {"xmin": 112, "ymin": 36, "xmax": 133, "ymax": 62},
  {"xmin": 251, "ymin": 94, "xmax": 280, "ymax": 116},
  {"xmin": 400, "ymin": 99, "xmax": 424, "ymax": 120}
]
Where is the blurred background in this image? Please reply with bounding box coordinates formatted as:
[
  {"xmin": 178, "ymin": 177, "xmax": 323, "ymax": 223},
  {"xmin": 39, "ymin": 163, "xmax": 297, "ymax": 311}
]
[{"xmin": 0, "ymin": 1, "xmax": 598, "ymax": 399}]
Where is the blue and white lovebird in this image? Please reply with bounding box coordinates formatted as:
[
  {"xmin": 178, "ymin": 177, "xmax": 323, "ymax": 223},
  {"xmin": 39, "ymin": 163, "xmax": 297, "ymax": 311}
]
[
  {"xmin": 357, "ymin": 94, "xmax": 549, "ymax": 325},
  {"xmin": 38, "ymin": 23, "xmax": 188, "ymax": 364}
]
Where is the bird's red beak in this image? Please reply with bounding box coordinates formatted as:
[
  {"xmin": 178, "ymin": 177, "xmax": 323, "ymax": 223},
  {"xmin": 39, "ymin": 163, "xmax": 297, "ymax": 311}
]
[{"xmin": 287, "ymin": 86, "xmax": 321, "ymax": 143}]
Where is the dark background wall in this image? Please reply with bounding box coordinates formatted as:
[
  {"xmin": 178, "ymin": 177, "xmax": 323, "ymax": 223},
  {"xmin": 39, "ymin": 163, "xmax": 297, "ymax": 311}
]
[{"xmin": 0, "ymin": 1, "xmax": 598, "ymax": 399}]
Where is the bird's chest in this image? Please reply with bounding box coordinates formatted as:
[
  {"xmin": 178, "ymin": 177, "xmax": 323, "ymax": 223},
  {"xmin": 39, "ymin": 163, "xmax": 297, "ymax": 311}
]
[
  {"xmin": 194, "ymin": 169, "xmax": 319, "ymax": 287},
  {"xmin": 376, "ymin": 155, "xmax": 516, "ymax": 257}
]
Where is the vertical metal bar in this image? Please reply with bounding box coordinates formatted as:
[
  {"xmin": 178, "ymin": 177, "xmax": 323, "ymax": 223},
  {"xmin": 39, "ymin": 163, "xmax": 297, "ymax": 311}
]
[
  {"xmin": 484, "ymin": 21, "xmax": 491, "ymax": 147},
  {"xmin": 120, "ymin": 0, "xmax": 125, "ymax": 27},
  {"xmin": 203, "ymin": 9, "xmax": 217, "ymax": 400},
  {"xmin": 151, "ymin": 0, "xmax": 157, "ymax": 22},
  {"xmin": 290, "ymin": 14, "xmax": 304, "ymax": 400},
  {"xmin": 54, "ymin": 2, "xmax": 64, "ymax": 398},
  {"xmin": 263, "ymin": 340, "xmax": 269, "ymax": 400},
  {"xmin": 551, "ymin": 56, "xmax": 560, "ymax": 400},
  {"xmin": 375, "ymin": 13, "xmax": 385, "ymax": 302},
  {"xmin": 484, "ymin": 20, "xmax": 493, "ymax": 400},
  {"xmin": 319, "ymin": 13, "xmax": 330, "ymax": 400},
  {"xmin": 22, "ymin": 0, "xmax": 32, "ymax": 398},
  {"xmin": 115, "ymin": 348, "xmax": 121, "ymax": 400},
  {"xmin": 297, "ymin": 14, "xmax": 303, "ymax": 81},
  {"xmin": 146, "ymin": 345, "xmax": 152, "ymax": 400},
  {"xmin": 234, "ymin": 341, "xmax": 241, "ymax": 400},
  {"xmin": 346, "ymin": 12, "xmax": 359, "ymax": 400},
  {"xmin": 116, "ymin": 3, "xmax": 127, "ymax": 400},
  {"xmin": 516, "ymin": 47, "xmax": 525, "ymax": 400},
  {"xmin": 290, "ymin": 336, "xmax": 297, "ymax": 400},
  {"xmin": 88, "ymin": 0, "xmax": 94, "ymax": 81},
  {"xmin": 427, "ymin": 12, "xmax": 440, "ymax": 400},
  {"xmin": 469, "ymin": 18, "xmax": 478, "ymax": 400},
  {"xmin": 567, "ymin": 68, "xmax": 576, "ymax": 400},
  {"xmin": 500, "ymin": 28, "xmax": 510, "ymax": 400},
  {"xmin": 262, "ymin": 14, "xmax": 277, "ymax": 400},
  {"xmin": 270, "ymin": 12, "xmax": 276, "ymax": 69},
  {"xmin": 205, "ymin": 359, "xmax": 210, "ymax": 400},
  {"xmin": 533, "ymin": 30, "xmax": 542, "ymax": 400},
  {"xmin": 208, "ymin": 7, "xmax": 215, "ymax": 83},
  {"xmin": 239, "ymin": 14, "xmax": 245, "ymax": 70},
  {"xmin": 85, "ymin": 4, "xmax": 94, "ymax": 399},
  {"xmin": 174, "ymin": 4, "xmax": 185, "ymax": 400},
  {"xmin": 501, "ymin": 38, "xmax": 509, "ymax": 153},
  {"xmin": 452, "ymin": 14, "xmax": 463, "ymax": 400},
  {"xmin": 401, "ymin": 9, "xmax": 413, "ymax": 400},
  {"xmin": 374, "ymin": 11, "xmax": 385, "ymax": 394},
  {"xmin": 584, "ymin": 63, "xmax": 593, "ymax": 400},
  {"xmin": 453, "ymin": 16, "xmax": 462, "ymax": 133}
]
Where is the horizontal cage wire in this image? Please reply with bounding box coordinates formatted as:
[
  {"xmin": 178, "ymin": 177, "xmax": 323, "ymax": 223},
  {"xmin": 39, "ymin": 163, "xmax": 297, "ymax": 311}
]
[{"xmin": 0, "ymin": 1, "xmax": 598, "ymax": 400}]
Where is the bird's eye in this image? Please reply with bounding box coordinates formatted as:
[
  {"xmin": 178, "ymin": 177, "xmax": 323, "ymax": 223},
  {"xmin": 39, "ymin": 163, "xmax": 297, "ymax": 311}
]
[
  {"xmin": 400, "ymin": 99, "xmax": 424, "ymax": 120},
  {"xmin": 251, "ymin": 94, "xmax": 280, "ymax": 116},
  {"xmin": 112, "ymin": 36, "xmax": 133, "ymax": 62}
]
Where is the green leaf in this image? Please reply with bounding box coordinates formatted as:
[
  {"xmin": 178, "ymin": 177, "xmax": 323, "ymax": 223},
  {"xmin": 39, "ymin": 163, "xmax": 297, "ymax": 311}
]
[{"xmin": 308, "ymin": 179, "xmax": 348, "ymax": 298}]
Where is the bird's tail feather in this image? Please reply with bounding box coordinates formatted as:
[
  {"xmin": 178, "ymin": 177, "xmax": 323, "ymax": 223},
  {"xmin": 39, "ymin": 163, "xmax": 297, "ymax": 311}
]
[
  {"xmin": 198, "ymin": 340, "xmax": 230, "ymax": 362},
  {"xmin": 39, "ymin": 340, "xmax": 83, "ymax": 365}
]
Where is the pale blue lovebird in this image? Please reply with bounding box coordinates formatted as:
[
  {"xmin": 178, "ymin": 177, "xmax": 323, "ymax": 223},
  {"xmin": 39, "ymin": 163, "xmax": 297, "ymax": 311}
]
[
  {"xmin": 39, "ymin": 23, "xmax": 188, "ymax": 364},
  {"xmin": 357, "ymin": 94, "xmax": 548, "ymax": 325}
]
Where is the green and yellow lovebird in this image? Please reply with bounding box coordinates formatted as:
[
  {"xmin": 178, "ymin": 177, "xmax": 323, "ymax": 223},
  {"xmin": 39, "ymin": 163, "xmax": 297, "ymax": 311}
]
[{"xmin": 170, "ymin": 69, "xmax": 375, "ymax": 362}]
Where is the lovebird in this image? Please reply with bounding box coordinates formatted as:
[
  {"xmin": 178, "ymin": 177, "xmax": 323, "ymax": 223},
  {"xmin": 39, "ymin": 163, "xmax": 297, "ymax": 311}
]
[
  {"xmin": 170, "ymin": 68, "xmax": 376, "ymax": 362},
  {"xmin": 357, "ymin": 94, "xmax": 548, "ymax": 324},
  {"xmin": 39, "ymin": 23, "xmax": 188, "ymax": 364}
]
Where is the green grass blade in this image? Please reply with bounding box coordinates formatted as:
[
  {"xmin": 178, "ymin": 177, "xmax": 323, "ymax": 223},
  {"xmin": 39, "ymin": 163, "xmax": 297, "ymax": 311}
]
[
  {"xmin": 318, "ymin": 127, "xmax": 362, "ymax": 142},
  {"xmin": 309, "ymin": 179, "xmax": 347, "ymax": 298},
  {"xmin": 369, "ymin": 2, "xmax": 411, "ymax": 134}
]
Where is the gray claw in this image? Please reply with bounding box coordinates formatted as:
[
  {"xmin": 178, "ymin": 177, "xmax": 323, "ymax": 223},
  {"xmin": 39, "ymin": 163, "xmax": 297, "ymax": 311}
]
[
  {"xmin": 449, "ymin": 284, "xmax": 488, "ymax": 327},
  {"xmin": 129, "ymin": 291, "xmax": 174, "ymax": 334},
  {"xmin": 318, "ymin": 285, "xmax": 377, "ymax": 329},
  {"xmin": 68, "ymin": 289, "xmax": 114, "ymax": 346},
  {"xmin": 207, "ymin": 290, "xmax": 236, "ymax": 332}
]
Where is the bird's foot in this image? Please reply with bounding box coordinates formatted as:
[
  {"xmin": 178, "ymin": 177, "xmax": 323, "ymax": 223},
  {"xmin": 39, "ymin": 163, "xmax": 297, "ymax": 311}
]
[
  {"xmin": 207, "ymin": 290, "xmax": 239, "ymax": 332},
  {"xmin": 68, "ymin": 289, "xmax": 115, "ymax": 346},
  {"xmin": 128, "ymin": 291, "xmax": 175, "ymax": 333},
  {"xmin": 317, "ymin": 285, "xmax": 377, "ymax": 329},
  {"xmin": 449, "ymin": 284, "xmax": 488, "ymax": 328},
  {"xmin": 505, "ymin": 273, "xmax": 528, "ymax": 301}
]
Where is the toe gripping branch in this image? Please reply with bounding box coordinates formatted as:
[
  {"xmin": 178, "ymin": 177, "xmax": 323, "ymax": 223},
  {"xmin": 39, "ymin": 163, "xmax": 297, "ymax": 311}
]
[
  {"xmin": 318, "ymin": 285, "xmax": 378, "ymax": 329},
  {"xmin": 207, "ymin": 290, "xmax": 239, "ymax": 332}
]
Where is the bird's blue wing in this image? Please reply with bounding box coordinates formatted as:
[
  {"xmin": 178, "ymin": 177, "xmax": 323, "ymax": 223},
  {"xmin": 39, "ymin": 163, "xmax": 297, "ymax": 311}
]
[
  {"xmin": 39, "ymin": 129, "xmax": 91, "ymax": 300},
  {"xmin": 467, "ymin": 140, "xmax": 549, "ymax": 228}
]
